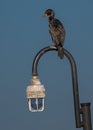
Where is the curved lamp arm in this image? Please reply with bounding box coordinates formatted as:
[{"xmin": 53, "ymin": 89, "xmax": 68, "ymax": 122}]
[
  {"xmin": 31, "ymin": 45, "xmax": 92, "ymax": 130},
  {"xmin": 32, "ymin": 45, "xmax": 81, "ymax": 127}
]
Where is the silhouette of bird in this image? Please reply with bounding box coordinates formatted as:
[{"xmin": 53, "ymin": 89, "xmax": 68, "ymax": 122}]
[{"xmin": 43, "ymin": 9, "xmax": 66, "ymax": 59}]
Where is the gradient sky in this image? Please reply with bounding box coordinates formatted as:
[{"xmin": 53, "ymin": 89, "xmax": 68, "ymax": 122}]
[{"xmin": 0, "ymin": 0, "xmax": 93, "ymax": 130}]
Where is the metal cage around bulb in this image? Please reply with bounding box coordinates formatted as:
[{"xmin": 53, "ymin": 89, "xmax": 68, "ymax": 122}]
[{"xmin": 26, "ymin": 76, "xmax": 45, "ymax": 112}]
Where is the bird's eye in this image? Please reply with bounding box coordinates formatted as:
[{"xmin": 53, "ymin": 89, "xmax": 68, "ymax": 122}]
[{"xmin": 47, "ymin": 12, "xmax": 51, "ymax": 16}]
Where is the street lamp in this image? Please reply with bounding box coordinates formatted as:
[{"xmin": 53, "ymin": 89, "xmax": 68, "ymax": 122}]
[
  {"xmin": 26, "ymin": 76, "xmax": 45, "ymax": 112},
  {"xmin": 26, "ymin": 45, "xmax": 92, "ymax": 130}
]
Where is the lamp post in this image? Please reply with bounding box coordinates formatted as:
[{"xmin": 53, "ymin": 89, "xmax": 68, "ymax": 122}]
[{"xmin": 26, "ymin": 45, "xmax": 92, "ymax": 130}]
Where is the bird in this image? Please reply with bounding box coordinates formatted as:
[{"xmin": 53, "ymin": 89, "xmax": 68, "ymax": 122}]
[{"xmin": 43, "ymin": 9, "xmax": 66, "ymax": 59}]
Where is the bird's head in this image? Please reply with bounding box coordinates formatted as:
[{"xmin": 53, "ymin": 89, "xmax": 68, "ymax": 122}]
[{"xmin": 43, "ymin": 9, "xmax": 55, "ymax": 18}]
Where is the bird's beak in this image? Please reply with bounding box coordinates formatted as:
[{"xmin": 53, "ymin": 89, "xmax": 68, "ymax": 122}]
[{"xmin": 42, "ymin": 13, "xmax": 48, "ymax": 18}]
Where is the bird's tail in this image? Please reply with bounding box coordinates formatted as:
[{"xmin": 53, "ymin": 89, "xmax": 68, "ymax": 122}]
[{"xmin": 57, "ymin": 45, "xmax": 64, "ymax": 59}]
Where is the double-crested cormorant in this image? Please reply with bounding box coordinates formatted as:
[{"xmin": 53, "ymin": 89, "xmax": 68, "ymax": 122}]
[{"xmin": 43, "ymin": 9, "xmax": 66, "ymax": 59}]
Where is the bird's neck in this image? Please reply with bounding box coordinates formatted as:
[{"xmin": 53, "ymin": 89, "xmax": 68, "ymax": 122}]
[{"xmin": 48, "ymin": 16, "xmax": 54, "ymax": 23}]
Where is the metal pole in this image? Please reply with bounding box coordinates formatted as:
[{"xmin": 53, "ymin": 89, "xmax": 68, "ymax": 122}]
[
  {"xmin": 81, "ymin": 103, "xmax": 92, "ymax": 130},
  {"xmin": 64, "ymin": 49, "xmax": 81, "ymax": 128}
]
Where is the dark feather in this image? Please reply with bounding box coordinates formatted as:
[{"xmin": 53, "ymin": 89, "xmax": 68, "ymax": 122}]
[{"xmin": 44, "ymin": 9, "xmax": 66, "ymax": 59}]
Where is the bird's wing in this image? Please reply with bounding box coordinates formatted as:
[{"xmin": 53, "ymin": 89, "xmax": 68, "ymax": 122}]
[
  {"xmin": 53, "ymin": 18, "xmax": 65, "ymax": 33},
  {"xmin": 53, "ymin": 18, "xmax": 66, "ymax": 45}
]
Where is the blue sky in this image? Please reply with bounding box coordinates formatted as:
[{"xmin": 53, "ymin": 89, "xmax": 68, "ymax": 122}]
[{"xmin": 0, "ymin": 0, "xmax": 93, "ymax": 130}]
